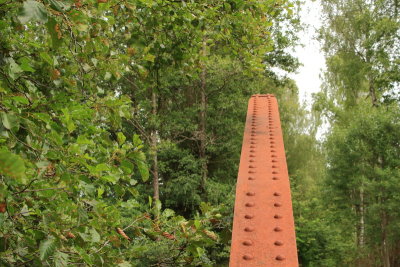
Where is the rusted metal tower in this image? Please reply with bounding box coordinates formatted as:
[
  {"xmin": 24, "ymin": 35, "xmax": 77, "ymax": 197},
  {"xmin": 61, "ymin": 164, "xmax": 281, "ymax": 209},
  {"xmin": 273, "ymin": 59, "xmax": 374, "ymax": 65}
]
[{"xmin": 229, "ymin": 94, "xmax": 298, "ymax": 266}]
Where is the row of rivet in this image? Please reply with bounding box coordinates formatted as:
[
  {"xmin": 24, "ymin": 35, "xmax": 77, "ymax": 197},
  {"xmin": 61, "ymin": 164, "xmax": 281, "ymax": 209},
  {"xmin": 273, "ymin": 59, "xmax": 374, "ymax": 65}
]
[
  {"xmin": 241, "ymin": 98, "xmax": 258, "ymax": 261},
  {"xmin": 269, "ymin": 98, "xmax": 285, "ymax": 262}
]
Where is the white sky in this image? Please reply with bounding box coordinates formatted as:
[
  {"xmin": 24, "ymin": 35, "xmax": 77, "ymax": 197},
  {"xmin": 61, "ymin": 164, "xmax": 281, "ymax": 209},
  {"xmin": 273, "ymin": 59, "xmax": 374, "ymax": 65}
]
[{"xmin": 290, "ymin": 0, "xmax": 325, "ymax": 107}]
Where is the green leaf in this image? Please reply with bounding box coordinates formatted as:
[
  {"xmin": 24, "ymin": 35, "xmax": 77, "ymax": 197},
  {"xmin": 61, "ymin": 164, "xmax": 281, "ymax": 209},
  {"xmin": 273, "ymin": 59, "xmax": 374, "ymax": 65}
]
[
  {"xmin": 89, "ymin": 228, "xmax": 100, "ymax": 243},
  {"xmin": 143, "ymin": 53, "xmax": 155, "ymax": 62},
  {"xmin": 46, "ymin": 18, "xmax": 63, "ymax": 49},
  {"xmin": 104, "ymin": 72, "xmax": 112, "ymax": 80},
  {"xmin": 48, "ymin": 0, "xmax": 72, "ymax": 12},
  {"xmin": 66, "ymin": 120, "xmax": 76, "ymax": 133},
  {"xmin": 0, "ymin": 150, "xmax": 26, "ymax": 179},
  {"xmin": 162, "ymin": 209, "xmax": 175, "ymax": 218},
  {"xmin": 132, "ymin": 134, "xmax": 142, "ymax": 147},
  {"xmin": 40, "ymin": 52, "xmax": 54, "ymax": 66},
  {"xmin": 78, "ymin": 228, "xmax": 100, "ymax": 243},
  {"xmin": 129, "ymin": 152, "xmax": 149, "ymax": 182},
  {"xmin": 117, "ymin": 132, "xmax": 126, "ymax": 145},
  {"xmin": 2, "ymin": 112, "xmax": 19, "ymax": 130},
  {"xmin": 8, "ymin": 59, "xmax": 23, "ymax": 80},
  {"xmin": 33, "ymin": 113, "xmax": 52, "ymax": 124},
  {"xmin": 117, "ymin": 261, "xmax": 132, "ymax": 267},
  {"xmin": 101, "ymin": 175, "xmax": 119, "ymax": 184},
  {"xmin": 97, "ymin": 187, "xmax": 104, "ymax": 198},
  {"xmin": 12, "ymin": 96, "xmax": 29, "ymax": 105},
  {"xmin": 195, "ymin": 246, "xmax": 205, "ymax": 257},
  {"xmin": 194, "ymin": 220, "xmax": 201, "ymax": 229},
  {"xmin": 120, "ymin": 160, "xmax": 134, "ymax": 174},
  {"xmin": 18, "ymin": 0, "xmax": 49, "ymax": 24},
  {"xmin": 54, "ymin": 251, "xmax": 69, "ymax": 267},
  {"xmin": 18, "ymin": 57, "xmax": 35, "ymax": 72},
  {"xmin": 39, "ymin": 237, "xmax": 56, "ymax": 260},
  {"xmin": 95, "ymin": 163, "xmax": 110, "ymax": 173}
]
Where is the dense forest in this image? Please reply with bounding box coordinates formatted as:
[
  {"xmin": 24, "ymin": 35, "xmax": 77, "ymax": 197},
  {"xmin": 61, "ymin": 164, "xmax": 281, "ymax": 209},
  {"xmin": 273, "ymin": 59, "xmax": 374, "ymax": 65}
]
[{"xmin": 0, "ymin": 0, "xmax": 399, "ymax": 266}]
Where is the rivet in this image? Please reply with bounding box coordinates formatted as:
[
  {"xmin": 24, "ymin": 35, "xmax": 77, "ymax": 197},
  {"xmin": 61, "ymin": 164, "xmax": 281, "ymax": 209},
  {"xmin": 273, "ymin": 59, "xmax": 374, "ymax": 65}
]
[
  {"xmin": 249, "ymin": 159, "xmax": 255, "ymax": 162},
  {"xmin": 273, "ymin": 192, "xmax": 281, "ymax": 196},
  {"xmin": 248, "ymin": 170, "xmax": 256, "ymax": 173},
  {"xmin": 250, "ymin": 145, "xmax": 255, "ymax": 148},
  {"xmin": 270, "ymin": 146, "xmax": 275, "ymax": 148},
  {"xmin": 274, "ymin": 214, "xmax": 282, "ymax": 219},
  {"xmin": 272, "ymin": 177, "xmax": 279, "ymax": 180},
  {"xmin": 243, "ymin": 240, "xmax": 253, "ymax": 246},
  {"xmin": 272, "ymin": 155, "xmax": 277, "ymax": 158},
  {"xmin": 245, "ymin": 202, "xmax": 255, "ymax": 207},
  {"xmin": 251, "ymin": 134, "xmax": 256, "ymax": 136},
  {"xmin": 274, "ymin": 227, "xmax": 282, "ymax": 232},
  {"xmin": 274, "ymin": 203, "xmax": 282, "ymax": 207},
  {"xmin": 250, "ymin": 150, "xmax": 255, "ymax": 152},
  {"xmin": 272, "ymin": 159, "xmax": 277, "ymax": 162},
  {"xmin": 244, "ymin": 227, "xmax": 254, "ymax": 232},
  {"xmin": 249, "ymin": 154, "xmax": 256, "ymax": 157},
  {"xmin": 252, "ymin": 127, "xmax": 256, "ymax": 130},
  {"xmin": 272, "ymin": 171, "xmax": 278, "ymax": 174},
  {"xmin": 271, "ymin": 141, "xmax": 275, "ymax": 144},
  {"xmin": 244, "ymin": 214, "xmax": 254, "ymax": 219},
  {"xmin": 243, "ymin": 255, "xmax": 254, "ymax": 260},
  {"xmin": 248, "ymin": 177, "xmax": 256, "ymax": 180},
  {"xmin": 246, "ymin": 192, "xmax": 256, "ymax": 196},
  {"xmin": 274, "ymin": 241, "xmax": 284, "ymax": 246},
  {"xmin": 271, "ymin": 150, "xmax": 276, "ymax": 152},
  {"xmin": 272, "ymin": 165, "xmax": 278, "ymax": 168},
  {"xmin": 251, "ymin": 141, "xmax": 256, "ymax": 144},
  {"xmin": 250, "ymin": 137, "xmax": 256, "ymax": 140},
  {"xmin": 275, "ymin": 255, "xmax": 285, "ymax": 261},
  {"xmin": 249, "ymin": 165, "xmax": 256, "ymax": 168}
]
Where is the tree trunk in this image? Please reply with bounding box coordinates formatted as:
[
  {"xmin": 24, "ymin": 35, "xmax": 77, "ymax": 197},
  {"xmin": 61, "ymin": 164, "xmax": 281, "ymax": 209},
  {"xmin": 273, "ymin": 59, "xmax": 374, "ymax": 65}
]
[
  {"xmin": 369, "ymin": 83, "xmax": 377, "ymax": 106},
  {"xmin": 382, "ymin": 212, "xmax": 390, "ymax": 267},
  {"xmin": 151, "ymin": 89, "xmax": 159, "ymax": 201},
  {"xmin": 359, "ymin": 187, "xmax": 365, "ymax": 247},
  {"xmin": 199, "ymin": 39, "xmax": 208, "ymax": 194}
]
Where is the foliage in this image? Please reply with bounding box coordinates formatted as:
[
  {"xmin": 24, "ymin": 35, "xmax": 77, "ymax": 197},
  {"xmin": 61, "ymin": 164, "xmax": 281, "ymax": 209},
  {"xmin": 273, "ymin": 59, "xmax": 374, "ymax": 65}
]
[
  {"xmin": 318, "ymin": 0, "xmax": 400, "ymax": 108},
  {"xmin": 324, "ymin": 103, "xmax": 400, "ymax": 266},
  {"xmin": 0, "ymin": 0, "xmax": 301, "ymax": 266},
  {"xmin": 310, "ymin": 0, "xmax": 400, "ymax": 265}
]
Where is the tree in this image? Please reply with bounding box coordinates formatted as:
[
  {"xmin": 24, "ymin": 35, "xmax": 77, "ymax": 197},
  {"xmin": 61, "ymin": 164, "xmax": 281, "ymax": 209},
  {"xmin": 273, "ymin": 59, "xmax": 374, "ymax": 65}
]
[
  {"xmin": 325, "ymin": 103, "xmax": 400, "ymax": 266},
  {"xmin": 318, "ymin": 0, "xmax": 400, "ymax": 108},
  {"xmin": 0, "ymin": 0, "xmax": 303, "ymax": 265}
]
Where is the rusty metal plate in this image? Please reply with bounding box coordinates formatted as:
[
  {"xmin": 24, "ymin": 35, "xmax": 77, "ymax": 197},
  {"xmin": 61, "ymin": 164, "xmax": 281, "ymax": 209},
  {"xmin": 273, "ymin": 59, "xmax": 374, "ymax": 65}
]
[{"xmin": 229, "ymin": 94, "xmax": 298, "ymax": 267}]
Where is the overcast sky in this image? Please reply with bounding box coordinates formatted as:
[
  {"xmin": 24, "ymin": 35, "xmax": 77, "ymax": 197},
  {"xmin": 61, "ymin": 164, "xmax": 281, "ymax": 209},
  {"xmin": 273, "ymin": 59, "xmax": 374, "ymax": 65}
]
[{"xmin": 290, "ymin": 0, "xmax": 325, "ymax": 107}]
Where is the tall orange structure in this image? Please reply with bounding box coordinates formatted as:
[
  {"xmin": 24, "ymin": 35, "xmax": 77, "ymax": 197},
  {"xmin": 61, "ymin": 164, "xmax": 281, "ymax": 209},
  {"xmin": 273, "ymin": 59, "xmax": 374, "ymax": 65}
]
[{"xmin": 229, "ymin": 94, "xmax": 298, "ymax": 266}]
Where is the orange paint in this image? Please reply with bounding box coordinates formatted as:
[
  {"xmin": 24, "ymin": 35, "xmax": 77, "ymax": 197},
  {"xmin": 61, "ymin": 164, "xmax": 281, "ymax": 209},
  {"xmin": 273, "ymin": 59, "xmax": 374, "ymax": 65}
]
[{"xmin": 229, "ymin": 94, "xmax": 298, "ymax": 266}]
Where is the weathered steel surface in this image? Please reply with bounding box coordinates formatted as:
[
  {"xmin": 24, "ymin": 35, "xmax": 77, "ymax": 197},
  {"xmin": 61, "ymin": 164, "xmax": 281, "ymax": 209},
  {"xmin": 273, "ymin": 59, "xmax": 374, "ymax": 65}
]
[{"xmin": 229, "ymin": 94, "xmax": 298, "ymax": 266}]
